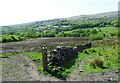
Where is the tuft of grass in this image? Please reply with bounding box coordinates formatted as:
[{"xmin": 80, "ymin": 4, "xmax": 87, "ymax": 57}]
[
  {"xmin": 90, "ymin": 57, "xmax": 104, "ymax": 68},
  {"xmin": 37, "ymin": 64, "xmax": 43, "ymax": 73}
]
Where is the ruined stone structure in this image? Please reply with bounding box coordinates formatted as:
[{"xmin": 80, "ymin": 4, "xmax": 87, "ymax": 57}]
[{"xmin": 48, "ymin": 42, "xmax": 92, "ymax": 66}]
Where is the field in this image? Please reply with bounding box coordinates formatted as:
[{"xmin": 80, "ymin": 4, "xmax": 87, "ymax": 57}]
[{"xmin": 1, "ymin": 36, "xmax": 119, "ymax": 81}]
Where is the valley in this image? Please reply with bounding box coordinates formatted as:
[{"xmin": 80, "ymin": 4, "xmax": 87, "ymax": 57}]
[{"xmin": 0, "ymin": 11, "xmax": 119, "ymax": 81}]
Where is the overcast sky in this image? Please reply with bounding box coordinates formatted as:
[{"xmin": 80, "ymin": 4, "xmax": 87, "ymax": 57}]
[{"xmin": 0, "ymin": 0, "xmax": 119, "ymax": 26}]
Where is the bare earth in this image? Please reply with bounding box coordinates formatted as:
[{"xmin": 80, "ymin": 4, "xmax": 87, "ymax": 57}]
[{"xmin": 2, "ymin": 54, "xmax": 61, "ymax": 81}]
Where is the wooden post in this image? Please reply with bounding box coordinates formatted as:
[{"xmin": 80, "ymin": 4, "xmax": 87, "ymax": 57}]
[{"xmin": 42, "ymin": 46, "xmax": 48, "ymax": 71}]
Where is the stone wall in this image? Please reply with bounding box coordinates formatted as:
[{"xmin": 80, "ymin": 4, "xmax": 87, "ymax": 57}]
[{"xmin": 48, "ymin": 42, "xmax": 92, "ymax": 66}]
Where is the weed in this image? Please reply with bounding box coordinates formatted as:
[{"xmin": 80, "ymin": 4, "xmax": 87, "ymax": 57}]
[
  {"xmin": 37, "ymin": 64, "xmax": 43, "ymax": 72},
  {"xmin": 90, "ymin": 57, "xmax": 104, "ymax": 68}
]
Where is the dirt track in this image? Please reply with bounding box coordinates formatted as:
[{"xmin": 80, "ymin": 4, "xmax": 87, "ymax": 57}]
[{"xmin": 2, "ymin": 54, "xmax": 61, "ymax": 81}]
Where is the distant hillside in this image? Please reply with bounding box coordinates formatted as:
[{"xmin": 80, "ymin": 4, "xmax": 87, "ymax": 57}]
[
  {"xmin": 66, "ymin": 11, "xmax": 117, "ymax": 20},
  {"xmin": 1, "ymin": 11, "xmax": 117, "ymax": 27},
  {"xmin": 2, "ymin": 18, "xmax": 60, "ymax": 27},
  {"xmin": 29, "ymin": 11, "xmax": 118, "ymax": 24}
]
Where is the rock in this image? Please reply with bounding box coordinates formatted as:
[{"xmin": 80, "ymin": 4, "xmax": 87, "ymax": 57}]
[
  {"xmin": 79, "ymin": 69, "xmax": 83, "ymax": 72},
  {"xmin": 91, "ymin": 76, "xmax": 94, "ymax": 79},
  {"xmin": 102, "ymin": 72, "xmax": 105, "ymax": 75},
  {"xmin": 115, "ymin": 70, "xmax": 119, "ymax": 73},
  {"xmin": 107, "ymin": 77, "xmax": 114, "ymax": 81}
]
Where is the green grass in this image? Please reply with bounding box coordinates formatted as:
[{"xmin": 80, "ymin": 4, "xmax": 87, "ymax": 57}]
[
  {"xmin": 82, "ymin": 27, "xmax": 118, "ymax": 33},
  {"xmin": 63, "ymin": 27, "xmax": 119, "ymax": 40},
  {"xmin": 65, "ymin": 27, "xmax": 119, "ymax": 34},
  {"xmin": 100, "ymin": 27, "xmax": 118, "ymax": 33},
  {"xmin": 23, "ymin": 51, "xmax": 43, "ymax": 72},
  {"xmin": 23, "ymin": 52, "xmax": 42, "ymax": 61},
  {"xmin": 88, "ymin": 33, "xmax": 104, "ymax": 40},
  {"xmin": 84, "ymin": 27, "xmax": 119, "ymax": 40},
  {"xmin": 77, "ymin": 45, "xmax": 119, "ymax": 74},
  {"xmin": 0, "ymin": 52, "xmax": 18, "ymax": 58},
  {"xmin": 64, "ymin": 29, "xmax": 79, "ymax": 34},
  {"xmin": 37, "ymin": 64, "xmax": 43, "ymax": 72}
]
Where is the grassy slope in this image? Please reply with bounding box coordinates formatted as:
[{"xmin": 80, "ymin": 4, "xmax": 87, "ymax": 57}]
[
  {"xmin": 64, "ymin": 27, "xmax": 118, "ymax": 34},
  {"xmin": 56, "ymin": 44, "xmax": 118, "ymax": 77},
  {"xmin": 79, "ymin": 45, "xmax": 118, "ymax": 74}
]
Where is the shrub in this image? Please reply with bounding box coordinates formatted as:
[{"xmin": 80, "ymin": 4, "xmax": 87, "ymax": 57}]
[
  {"xmin": 10, "ymin": 35, "xmax": 20, "ymax": 41},
  {"xmin": 90, "ymin": 57, "xmax": 104, "ymax": 68}
]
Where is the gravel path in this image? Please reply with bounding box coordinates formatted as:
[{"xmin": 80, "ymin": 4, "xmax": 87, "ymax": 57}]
[
  {"xmin": 67, "ymin": 67, "xmax": 119, "ymax": 81},
  {"xmin": 2, "ymin": 54, "xmax": 61, "ymax": 81}
]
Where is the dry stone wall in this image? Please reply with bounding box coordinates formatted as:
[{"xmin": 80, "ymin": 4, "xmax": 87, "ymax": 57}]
[{"xmin": 48, "ymin": 42, "xmax": 92, "ymax": 66}]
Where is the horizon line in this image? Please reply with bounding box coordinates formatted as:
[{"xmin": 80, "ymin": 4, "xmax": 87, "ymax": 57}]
[{"xmin": 0, "ymin": 10, "xmax": 118, "ymax": 27}]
